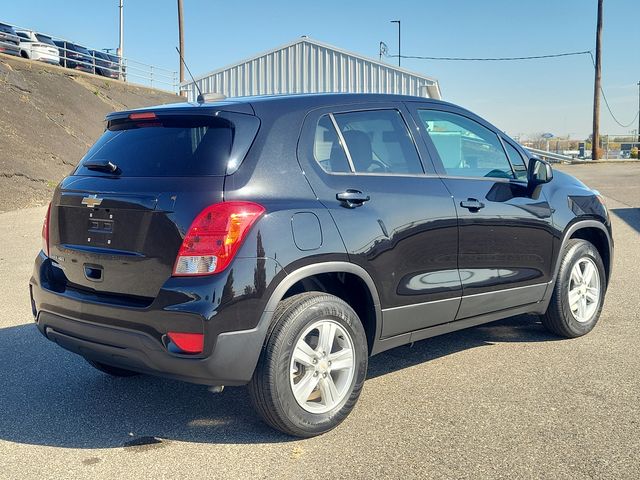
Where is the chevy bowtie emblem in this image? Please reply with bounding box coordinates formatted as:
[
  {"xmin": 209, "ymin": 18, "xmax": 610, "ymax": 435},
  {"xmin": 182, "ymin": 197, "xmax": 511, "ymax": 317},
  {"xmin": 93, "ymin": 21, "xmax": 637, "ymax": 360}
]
[{"xmin": 81, "ymin": 195, "xmax": 103, "ymax": 208}]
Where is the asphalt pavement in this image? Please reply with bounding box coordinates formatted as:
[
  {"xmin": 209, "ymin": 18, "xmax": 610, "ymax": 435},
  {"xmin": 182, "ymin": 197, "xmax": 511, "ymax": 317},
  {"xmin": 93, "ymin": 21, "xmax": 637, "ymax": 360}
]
[{"xmin": 0, "ymin": 162, "xmax": 638, "ymax": 479}]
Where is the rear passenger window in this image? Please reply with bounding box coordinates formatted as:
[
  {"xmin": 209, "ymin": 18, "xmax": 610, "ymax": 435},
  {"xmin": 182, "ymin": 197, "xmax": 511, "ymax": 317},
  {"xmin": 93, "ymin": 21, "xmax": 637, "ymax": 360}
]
[
  {"xmin": 503, "ymin": 140, "xmax": 528, "ymax": 180},
  {"xmin": 333, "ymin": 110, "xmax": 423, "ymax": 174},
  {"xmin": 335, "ymin": 110, "xmax": 423, "ymax": 174},
  {"xmin": 418, "ymin": 110, "xmax": 515, "ymax": 179},
  {"xmin": 313, "ymin": 115, "xmax": 351, "ymax": 173}
]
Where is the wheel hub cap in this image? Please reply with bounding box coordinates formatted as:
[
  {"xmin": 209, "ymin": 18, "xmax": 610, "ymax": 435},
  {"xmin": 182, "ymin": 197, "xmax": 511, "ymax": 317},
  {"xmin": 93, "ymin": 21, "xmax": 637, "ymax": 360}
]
[
  {"xmin": 289, "ymin": 319, "xmax": 355, "ymax": 414},
  {"xmin": 568, "ymin": 257, "xmax": 600, "ymax": 323}
]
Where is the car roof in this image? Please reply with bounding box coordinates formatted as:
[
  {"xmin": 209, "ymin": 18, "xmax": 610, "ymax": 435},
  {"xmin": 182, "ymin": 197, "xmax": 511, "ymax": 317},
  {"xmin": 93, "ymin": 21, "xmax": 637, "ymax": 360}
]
[{"xmin": 109, "ymin": 93, "xmax": 459, "ymax": 119}]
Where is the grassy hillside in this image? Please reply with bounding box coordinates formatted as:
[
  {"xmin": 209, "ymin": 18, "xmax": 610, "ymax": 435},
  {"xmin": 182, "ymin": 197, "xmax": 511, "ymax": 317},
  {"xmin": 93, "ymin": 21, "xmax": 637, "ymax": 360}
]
[{"xmin": 0, "ymin": 54, "xmax": 180, "ymax": 212}]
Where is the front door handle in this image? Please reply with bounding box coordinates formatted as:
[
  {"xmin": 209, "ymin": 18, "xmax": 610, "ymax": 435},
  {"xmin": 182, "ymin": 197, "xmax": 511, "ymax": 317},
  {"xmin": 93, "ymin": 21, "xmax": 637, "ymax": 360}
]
[
  {"xmin": 337, "ymin": 189, "xmax": 370, "ymax": 208},
  {"xmin": 460, "ymin": 198, "xmax": 485, "ymax": 212}
]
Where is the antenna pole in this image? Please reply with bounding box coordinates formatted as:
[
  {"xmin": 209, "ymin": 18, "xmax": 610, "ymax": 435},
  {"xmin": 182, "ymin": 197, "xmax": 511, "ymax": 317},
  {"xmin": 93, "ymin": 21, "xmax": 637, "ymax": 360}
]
[{"xmin": 175, "ymin": 47, "xmax": 203, "ymax": 102}]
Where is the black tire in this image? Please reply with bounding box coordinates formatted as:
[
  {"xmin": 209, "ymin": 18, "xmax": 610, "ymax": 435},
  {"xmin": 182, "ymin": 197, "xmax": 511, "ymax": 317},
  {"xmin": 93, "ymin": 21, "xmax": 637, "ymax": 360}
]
[
  {"xmin": 248, "ymin": 292, "xmax": 368, "ymax": 438},
  {"xmin": 542, "ymin": 238, "xmax": 606, "ymax": 338},
  {"xmin": 86, "ymin": 359, "xmax": 140, "ymax": 377}
]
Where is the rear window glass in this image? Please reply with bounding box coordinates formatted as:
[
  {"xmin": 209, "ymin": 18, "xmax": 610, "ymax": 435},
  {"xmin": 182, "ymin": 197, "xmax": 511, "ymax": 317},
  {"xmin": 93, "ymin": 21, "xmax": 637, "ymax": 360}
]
[
  {"xmin": 36, "ymin": 34, "xmax": 55, "ymax": 45},
  {"xmin": 76, "ymin": 115, "xmax": 238, "ymax": 177}
]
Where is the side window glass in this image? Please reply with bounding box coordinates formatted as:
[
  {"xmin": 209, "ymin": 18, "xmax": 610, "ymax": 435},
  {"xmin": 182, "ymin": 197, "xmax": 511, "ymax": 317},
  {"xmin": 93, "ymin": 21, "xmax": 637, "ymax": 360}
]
[
  {"xmin": 333, "ymin": 109, "xmax": 423, "ymax": 175},
  {"xmin": 417, "ymin": 110, "xmax": 515, "ymax": 179},
  {"xmin": 503, "ymin": 140, "xmax": 528, "ymax": 180},
  {"xmin": 313, "ymin": 115, "xmax": 351, "ymax": 173}
]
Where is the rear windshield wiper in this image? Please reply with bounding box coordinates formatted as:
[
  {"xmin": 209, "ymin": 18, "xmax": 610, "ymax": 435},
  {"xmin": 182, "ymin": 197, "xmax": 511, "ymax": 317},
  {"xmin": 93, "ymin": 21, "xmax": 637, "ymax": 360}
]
[{"xmin": 84, "ymin": 159, "xmax": 120, "ymax": 174}]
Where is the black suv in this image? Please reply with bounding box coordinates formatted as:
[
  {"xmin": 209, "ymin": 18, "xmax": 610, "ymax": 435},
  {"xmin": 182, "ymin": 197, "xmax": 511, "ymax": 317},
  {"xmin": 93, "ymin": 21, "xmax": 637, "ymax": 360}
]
[
  {"xmin": 91, "ymin": 50, "xmax": 120, "ymax": 79},
  {"xmin": 30, "ymin": 94, "xmax": 612, "ymax": 437},
  {"xmin": 53, "ymin": 40, "xmax": 93, "ymax": 73}
]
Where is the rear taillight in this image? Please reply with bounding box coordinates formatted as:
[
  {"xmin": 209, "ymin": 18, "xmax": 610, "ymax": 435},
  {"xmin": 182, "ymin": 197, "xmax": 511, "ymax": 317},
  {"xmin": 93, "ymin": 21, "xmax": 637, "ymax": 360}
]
[
  {"xmin": 173, "ymin": 201, "xmax": 265, "ymax": 276},
  {"xmin": 42, "ymin": 203, "xmax": 51, "ymax": 257}
]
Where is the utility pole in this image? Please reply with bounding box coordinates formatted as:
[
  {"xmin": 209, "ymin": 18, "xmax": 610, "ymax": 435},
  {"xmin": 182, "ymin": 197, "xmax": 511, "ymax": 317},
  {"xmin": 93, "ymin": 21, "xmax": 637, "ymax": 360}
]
[
  {"xmin": 117, "ymin": 0, "xmax": 124, "ymax": 80},
  {"xmin": 591, "ymin": 0, "xmax": 603, "ymax": 160},
  {"xmin": 391, "ymin": 20, "xmax": 401, "ymax": 67},
  {"xmin": 177, "ymin": 0, "xmax": 186, "ymax": 97},
  {"xmin": 637, "ymin": 80, "xmax": 640, "ymax": 143}
]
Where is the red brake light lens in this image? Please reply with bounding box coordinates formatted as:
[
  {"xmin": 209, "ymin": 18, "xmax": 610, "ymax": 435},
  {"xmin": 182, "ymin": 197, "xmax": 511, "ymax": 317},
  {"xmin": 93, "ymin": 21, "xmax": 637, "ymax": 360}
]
[
  {"xmin": 167, "ymin": 332, "xmax": 204, "ymax": 354},
  {"xmin": 129, "ymin": 112, "xmax": 157, "ymax": 120},
  {"xmin": 173, "ymin": 201, "xmax": 265, "ymax": 276},
  {"xmin": 42, "ymin": 203, "xmax": 51, "ymax": 257}
]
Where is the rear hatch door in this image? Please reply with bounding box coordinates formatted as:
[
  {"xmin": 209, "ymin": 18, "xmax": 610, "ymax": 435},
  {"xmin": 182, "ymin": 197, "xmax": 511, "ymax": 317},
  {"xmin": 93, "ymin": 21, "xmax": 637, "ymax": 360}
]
[{"xmin": 48, "ymin": 109, "xmax": 259, "ymax": 301}]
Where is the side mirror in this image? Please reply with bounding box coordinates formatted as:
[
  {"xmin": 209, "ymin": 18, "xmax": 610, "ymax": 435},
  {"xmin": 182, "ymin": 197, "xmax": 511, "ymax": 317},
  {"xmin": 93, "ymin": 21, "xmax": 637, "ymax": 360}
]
[{"xmin": 527, "ymin": 157, "xmax": 553, "ymax": 187}]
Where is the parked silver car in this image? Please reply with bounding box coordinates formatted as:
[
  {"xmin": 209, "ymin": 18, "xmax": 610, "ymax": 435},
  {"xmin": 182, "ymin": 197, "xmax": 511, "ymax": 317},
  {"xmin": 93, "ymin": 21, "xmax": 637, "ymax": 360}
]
[{"xmin": 0, "ymin": 22, "xmax": 20, "ymax": 57}]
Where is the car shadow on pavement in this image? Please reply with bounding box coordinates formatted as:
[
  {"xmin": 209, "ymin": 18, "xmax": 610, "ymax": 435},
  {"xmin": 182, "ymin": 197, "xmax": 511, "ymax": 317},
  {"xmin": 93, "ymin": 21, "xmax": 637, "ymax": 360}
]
[
  {"xmin": 0, "ymin": 315, "xmax": 557, "ymax": 448},
  {"xmin": 367, "ymin": 314, "xmax": 558, "ymax": 379},
  {"xmin": 610, "ymin": 208, "xmax": 640, "ymax": 234}
]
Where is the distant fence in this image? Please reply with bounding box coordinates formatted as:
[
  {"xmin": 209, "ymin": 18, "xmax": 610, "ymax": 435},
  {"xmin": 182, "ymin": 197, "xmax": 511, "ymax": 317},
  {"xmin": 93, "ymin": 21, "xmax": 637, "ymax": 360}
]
[
  {"xmin": 2, "ymin": 21, "xmax": 178, "ymax": 93},
  {"xmin": 526, "ymin": 147, "xmax": 574, "ymax": 164},
  {"xmin": 524, "ymin": 135, "xmax": 638, "ymax": 161}
]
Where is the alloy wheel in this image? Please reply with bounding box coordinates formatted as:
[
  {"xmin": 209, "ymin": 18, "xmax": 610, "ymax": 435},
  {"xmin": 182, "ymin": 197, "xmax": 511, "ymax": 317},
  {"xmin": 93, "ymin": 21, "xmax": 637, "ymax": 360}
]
[{"xmin": 289, "ymin": 319, "xmax": 356, "ymax": 414}]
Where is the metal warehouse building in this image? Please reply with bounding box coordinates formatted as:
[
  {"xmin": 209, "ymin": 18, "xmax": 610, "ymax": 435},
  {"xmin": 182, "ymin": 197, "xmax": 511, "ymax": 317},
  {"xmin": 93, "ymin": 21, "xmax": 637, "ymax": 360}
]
[{"xmin": 182, "ymin": 37, "xmax": 441, "ymax": 101}]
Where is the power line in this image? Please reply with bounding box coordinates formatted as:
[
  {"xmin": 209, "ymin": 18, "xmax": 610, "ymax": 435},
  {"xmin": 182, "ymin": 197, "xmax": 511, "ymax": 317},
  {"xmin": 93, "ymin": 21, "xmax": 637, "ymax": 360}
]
[
  {"xmin": 588, "ymin": 51, "xmax": 638, "ymax": 128},
  {"xmin": 381, "ymin": 48, "xmax": 637, "ymax": 130},
  {"xmin": 385, "ymin": 50, "xmax": 592, "ymax": 61}
]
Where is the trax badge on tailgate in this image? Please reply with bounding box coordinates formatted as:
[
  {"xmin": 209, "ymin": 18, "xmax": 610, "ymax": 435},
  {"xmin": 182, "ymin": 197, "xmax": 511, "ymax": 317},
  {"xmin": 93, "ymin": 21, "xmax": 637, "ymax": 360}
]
[{"xmin": 81, "ymin": 195, "xmax": 103, "ymax": 208}]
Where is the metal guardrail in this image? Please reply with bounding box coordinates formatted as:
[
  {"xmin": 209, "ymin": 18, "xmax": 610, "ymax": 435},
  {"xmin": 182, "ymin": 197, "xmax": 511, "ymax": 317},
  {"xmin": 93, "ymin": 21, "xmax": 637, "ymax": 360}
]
[
  {"xmin": 2, "ymin": 21, "xmax": 178, "ymax": 92},
  {"xmin": 526, "ymin": 147, "xmax": 575, "ymax": 164}
]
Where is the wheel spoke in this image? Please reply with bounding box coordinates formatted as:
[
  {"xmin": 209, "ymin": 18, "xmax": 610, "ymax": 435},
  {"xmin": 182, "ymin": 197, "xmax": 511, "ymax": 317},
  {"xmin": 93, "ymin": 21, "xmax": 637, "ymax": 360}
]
[
  {"xmin": 583, "ymin": 261, "xmax": 595, "ymax": 285},
  {"xmin": 329, "ymin": 348, "xmax": 353, "ymax": 371},
  {"xmin": 292, "ymin": 340, "xmax": 316, "ymax": 367},
  {"xmin": 319, "ymin": 375, "xmax": 340, "ymax": 406},
  {"xmin": 586, "ymin": 287, "xmax": 599, "ymax": 303},
  {"xmin": 568, "ymin": 288, "xmax": 581, "ymax": 310},
  {"xmin": 578, "ymin": 296, "xmax": 587, "ymax": 319},
  {"xmin": 570, "ymin": 266, "xmax": 583, "ymax": 285},
  {"xmin": 293, "ymin": 372, "xmax": 320, "ymax": 404},
  {"xmin": 318, "ymin": 322, "xmax": 337, "ymax": 355}
]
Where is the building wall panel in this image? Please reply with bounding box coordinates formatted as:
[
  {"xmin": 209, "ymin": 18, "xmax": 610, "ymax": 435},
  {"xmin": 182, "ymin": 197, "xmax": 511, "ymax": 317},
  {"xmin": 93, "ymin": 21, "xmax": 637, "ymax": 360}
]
[{"xmin": 186, "ymin": 40, "xmax": 439, "ymax": 101}]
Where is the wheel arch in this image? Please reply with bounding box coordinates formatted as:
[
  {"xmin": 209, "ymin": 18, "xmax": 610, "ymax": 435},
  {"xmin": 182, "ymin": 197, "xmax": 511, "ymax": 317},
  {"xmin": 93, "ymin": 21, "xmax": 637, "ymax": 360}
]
[
  {"xmin": 538, "ymin": 219, "xmax": 612, "ymax": 314},
  {"xmin": 564, "ymin": 220, "xmax": 613, "ymax": 284},
  {"xmin": 262, "ymin": 262, "xmax": 382, "ymax": 355}
]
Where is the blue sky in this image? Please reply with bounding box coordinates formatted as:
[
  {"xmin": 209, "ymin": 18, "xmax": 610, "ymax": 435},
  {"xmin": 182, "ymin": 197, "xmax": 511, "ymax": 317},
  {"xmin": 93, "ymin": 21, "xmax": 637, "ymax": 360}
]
[{"xmin": 3, "ymin": 0, "xmax": 639, "ymax": 139}]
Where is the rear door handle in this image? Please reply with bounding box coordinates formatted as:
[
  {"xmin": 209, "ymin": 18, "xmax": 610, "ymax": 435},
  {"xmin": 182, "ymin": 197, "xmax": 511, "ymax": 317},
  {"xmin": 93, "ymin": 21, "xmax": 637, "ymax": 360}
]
[
  {"xmin": 460, "ymin": 198, "xmax": 485, "ymax": 212},
  {"xmin": 337, "ymin": 189, "xmax": 370, "ymax": 208}
]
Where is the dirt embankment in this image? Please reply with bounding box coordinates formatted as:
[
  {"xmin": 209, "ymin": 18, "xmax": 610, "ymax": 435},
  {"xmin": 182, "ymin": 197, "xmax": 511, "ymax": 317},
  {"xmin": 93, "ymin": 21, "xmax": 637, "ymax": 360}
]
[{"xmin": 0, "ymin": 54, "xmax": 180, "ymax": 212}]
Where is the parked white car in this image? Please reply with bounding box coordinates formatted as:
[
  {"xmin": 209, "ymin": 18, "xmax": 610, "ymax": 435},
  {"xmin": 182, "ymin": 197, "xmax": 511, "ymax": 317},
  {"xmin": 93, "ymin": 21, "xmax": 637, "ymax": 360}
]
[{"xmin": 16, "ymin": 30, "xmax": 59, "ymax": 65}]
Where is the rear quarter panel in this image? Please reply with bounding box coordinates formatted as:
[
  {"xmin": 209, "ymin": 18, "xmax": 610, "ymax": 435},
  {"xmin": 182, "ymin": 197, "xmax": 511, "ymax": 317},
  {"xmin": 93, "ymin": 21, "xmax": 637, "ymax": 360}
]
[{"xmin": 223, "ymin": 100, "xmax": 350, "ymax": 299}]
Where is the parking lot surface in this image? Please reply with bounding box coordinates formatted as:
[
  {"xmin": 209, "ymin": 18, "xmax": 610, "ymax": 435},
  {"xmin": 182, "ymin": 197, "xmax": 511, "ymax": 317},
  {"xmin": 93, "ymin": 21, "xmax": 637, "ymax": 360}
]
[{"xmin": 0, "ymin": 163, "xmax": 638, "ymax": 479}]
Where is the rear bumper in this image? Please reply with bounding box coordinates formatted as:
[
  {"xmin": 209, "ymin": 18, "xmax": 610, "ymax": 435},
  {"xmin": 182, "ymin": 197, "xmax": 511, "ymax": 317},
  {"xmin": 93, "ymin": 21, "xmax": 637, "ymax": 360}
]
[
  {"xmin": 36, "ymin": 310, "xmax": 268, "ymax": 386},
  {"xmin": 98, "ymin": 71, "xmax": 119, "ymax": 79},
  {"xmin": 0, "ymin": 43, "xmax": 20, "ymax": 56},
  {"xmin": 61, "ymin": 59, "xmax": 92, "ymax": 72},
  {"xmin": 31, "ymin": 50, "xmax": 59, "ymax": 64},
  {"xmin": 30, "ymin": 252, "xmax": 284, "ymax": 386}
]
